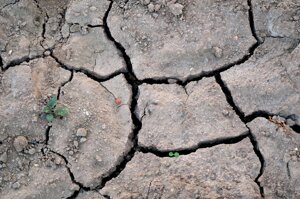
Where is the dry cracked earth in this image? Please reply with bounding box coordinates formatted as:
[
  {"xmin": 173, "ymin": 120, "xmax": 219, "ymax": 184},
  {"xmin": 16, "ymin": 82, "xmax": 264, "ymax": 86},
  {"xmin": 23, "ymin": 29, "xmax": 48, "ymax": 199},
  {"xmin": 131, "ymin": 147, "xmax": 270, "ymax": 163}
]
[{"xmin": 0, "ymin": 0, "xmax": 299, "ymax": 198}]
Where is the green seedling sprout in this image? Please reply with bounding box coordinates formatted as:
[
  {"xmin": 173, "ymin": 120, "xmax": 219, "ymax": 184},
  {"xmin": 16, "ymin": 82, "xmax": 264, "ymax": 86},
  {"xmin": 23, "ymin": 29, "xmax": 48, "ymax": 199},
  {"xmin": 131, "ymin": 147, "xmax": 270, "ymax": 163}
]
[
  {"xmin": 43, "ymin": 96, "xmax": 68, "ymax": 122},
  {"xmin": 169, "ymin": 151, "xmax": 180, "ymax": 157}
]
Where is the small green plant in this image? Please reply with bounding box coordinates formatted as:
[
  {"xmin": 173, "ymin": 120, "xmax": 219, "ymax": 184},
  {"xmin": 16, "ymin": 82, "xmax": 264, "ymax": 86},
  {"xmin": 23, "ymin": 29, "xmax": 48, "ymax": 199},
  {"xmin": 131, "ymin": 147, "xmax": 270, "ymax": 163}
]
[
  {"xmin": 43, "ymin": 96, "xmax": 68, "ymax": 122},
  {"xmin": 168, "ymin": 151, "xmax": 180, "ymax": 157}
]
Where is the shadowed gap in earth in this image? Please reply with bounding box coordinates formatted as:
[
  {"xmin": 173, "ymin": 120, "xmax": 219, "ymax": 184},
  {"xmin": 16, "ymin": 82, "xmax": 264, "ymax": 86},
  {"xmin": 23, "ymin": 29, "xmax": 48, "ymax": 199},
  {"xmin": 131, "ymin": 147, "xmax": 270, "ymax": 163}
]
[
  {"xmin": 137, "ymin": 131, "xmax": 250, "ymax": 157},
  {"xmin": 215, "ymin": 74, "xmax": 266, "ymax": 197},
  {"xmin": 68, "ymin": 0, "xmax": 269, "ymax": 197},
  {"xmin": 49, "ymin": 0, "xmax": 299, "ymax": 197}
]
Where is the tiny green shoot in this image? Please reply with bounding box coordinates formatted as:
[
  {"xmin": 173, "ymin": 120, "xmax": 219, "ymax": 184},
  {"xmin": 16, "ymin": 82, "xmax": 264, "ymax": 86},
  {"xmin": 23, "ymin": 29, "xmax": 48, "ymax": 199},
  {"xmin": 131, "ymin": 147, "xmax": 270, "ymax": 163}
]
[{"xmin": 42, "ymin": 96, "xmax": 68, "ymax": 122}]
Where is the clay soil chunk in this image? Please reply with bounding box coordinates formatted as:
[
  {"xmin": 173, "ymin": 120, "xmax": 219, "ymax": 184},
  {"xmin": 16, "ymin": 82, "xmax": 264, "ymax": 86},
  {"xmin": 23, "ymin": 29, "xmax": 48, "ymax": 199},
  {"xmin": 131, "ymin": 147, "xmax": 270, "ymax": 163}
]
[
  {"xmin": 107, "ymin": 0, "xmax": 256, "ymax": 80},
  {"xmin": 137, "ymin": 77, "xmax": 248, "ymax": 150},
  {"xmin": 0, "ymin": 152, "xmax": 79, "ymax": 199},
  {"xmin": 101, "ymin": 138, "xmax": 261, "ymax": 198},
  {"xmin": 0, "ymin": 0, "xmax": 45, "ymax": 68},
  {"xmin": 48, "ymin": 73, "xmax": 132, "ymax": 188},
  {"xmin": 253, "ymin": 0, "xmax": 300, "ymax": 39},
  {"xmin": 65, "ymin": 0, "xmax": 110, "ymax": 26},
  {"xmin": 248, "ymin": 118, "xmax": 300, "ymax": 199},
  {"xmin": 221, "ymin": 38, "xmax": 300, "ymax": 125},
  {"xmin": 0, "ymin": 57, "xmax": 71, "ymax": 142},
  {"xmin": 53, "ymin": 27, "xmax": 126, "ymax": 77}
]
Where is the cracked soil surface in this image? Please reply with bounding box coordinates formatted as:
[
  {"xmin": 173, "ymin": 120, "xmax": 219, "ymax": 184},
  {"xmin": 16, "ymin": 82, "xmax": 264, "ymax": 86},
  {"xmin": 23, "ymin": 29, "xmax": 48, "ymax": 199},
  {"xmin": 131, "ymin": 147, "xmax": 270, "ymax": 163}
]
[{"xmin": 0, "ymin": 0, "xmax": 299, "ymax": 198}]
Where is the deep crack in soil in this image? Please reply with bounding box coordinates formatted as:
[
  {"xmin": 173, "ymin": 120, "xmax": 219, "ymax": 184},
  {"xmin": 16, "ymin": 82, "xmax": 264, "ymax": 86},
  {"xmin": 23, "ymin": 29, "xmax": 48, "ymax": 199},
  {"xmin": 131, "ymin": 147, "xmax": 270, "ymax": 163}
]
[{"xmin": 2, "ymin": 0, "xmax": 297, "ymax": 198}]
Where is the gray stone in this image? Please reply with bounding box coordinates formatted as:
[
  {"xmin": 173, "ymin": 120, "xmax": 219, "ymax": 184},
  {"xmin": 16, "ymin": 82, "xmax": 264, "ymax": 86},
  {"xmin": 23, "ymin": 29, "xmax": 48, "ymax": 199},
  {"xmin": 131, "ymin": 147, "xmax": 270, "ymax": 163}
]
[
  {"xmin": 253, "ymin": 0, "xmax": 300, "ymax": 39},
  {"xmin": 247, "ymin": 118, "xmax": 300, "ymax": 199},
  {"xmin": 48, "ymin": 74, "xmax": 132, "ymax": 188},
  {"xmin": 108, "ymin": 0, "xmax": 255, "ymax": 80},
  {"xmin": 53, "ymin": 27, "xmax": 126, "ymax": 77},
  {"xmin": 137, "ymin": 77, "xmax": 247, "ymax": 150},
  {"xmin": 221, "ymin": 38, "xmax": 300, "ymax": 125},
  {"xmin": 101, "ymin": 138, "xmax": 261, "ymax": 198}
]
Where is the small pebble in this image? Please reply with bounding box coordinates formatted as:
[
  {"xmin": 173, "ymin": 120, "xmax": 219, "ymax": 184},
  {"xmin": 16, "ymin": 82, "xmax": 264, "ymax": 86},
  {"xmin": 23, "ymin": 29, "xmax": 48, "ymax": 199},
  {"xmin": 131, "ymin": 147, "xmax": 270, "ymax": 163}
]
[
  {"xmin": 73, "ymin": 140, "xmax": 79, "ymax": 148},
  {"xmin": 148, "ymin": 3, "xmax": 155, "ymax": 12},
  {"xmin": 155, "ymin": 4, "xmax": 161, "ymax": 12},
  {"xmin": 76, "ymin": 128, "xmax": 87, "ymax": 137},
  {"xmin": 28, "ymin": 148, "xmax": 36, "ymax": 155},
  {"xmin": 80, "ymin": 137, "xmax": 87, "ymax": 143},
  {"xmin": 89, "ymin": 6, "xmax": 97, "ymax": 11},
  {"xmin": 212, "ymin": 46, "xmax": 223, "ymax": 58},
  {"xmin": 12, "ymin": 182, "xmax": 21, "ymax": 189},
  {"xmin": 142, "ymin": 0, "xmax": 150, "ymax": 6},
  {"xmin": 168, "ymin": 3, "xmax": 184, "ymax": 16},
  {"xmin": 13, "ymin": 136, "xmax": 28, "ymax": 152}
]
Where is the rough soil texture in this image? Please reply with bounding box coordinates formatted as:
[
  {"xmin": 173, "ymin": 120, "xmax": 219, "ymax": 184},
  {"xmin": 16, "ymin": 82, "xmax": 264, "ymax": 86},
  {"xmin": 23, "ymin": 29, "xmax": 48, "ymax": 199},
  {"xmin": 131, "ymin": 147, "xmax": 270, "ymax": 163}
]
[
  {"xmin": 248, "ymin": 118, "xmax": 300, "ymax": 199},
  {"xmin": 0, "ymin": 0, "xmax": 299, "ymax": 198}
]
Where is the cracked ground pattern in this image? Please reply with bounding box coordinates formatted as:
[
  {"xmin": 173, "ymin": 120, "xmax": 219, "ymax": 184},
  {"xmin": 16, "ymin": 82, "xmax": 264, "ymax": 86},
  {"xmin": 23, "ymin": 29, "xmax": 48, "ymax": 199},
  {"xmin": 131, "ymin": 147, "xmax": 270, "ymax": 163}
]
[{"xmin": 0, "ymin": 0, "xmax": 299, "ymax": 199}]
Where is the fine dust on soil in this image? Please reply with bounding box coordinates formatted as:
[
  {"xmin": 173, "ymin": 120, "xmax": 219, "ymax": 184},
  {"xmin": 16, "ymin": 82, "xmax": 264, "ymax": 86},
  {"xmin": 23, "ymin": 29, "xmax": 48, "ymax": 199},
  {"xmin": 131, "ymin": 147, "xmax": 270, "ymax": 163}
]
[{"xmin": 0, "ymin": 0, "xmax": 299, "ymax": 199}]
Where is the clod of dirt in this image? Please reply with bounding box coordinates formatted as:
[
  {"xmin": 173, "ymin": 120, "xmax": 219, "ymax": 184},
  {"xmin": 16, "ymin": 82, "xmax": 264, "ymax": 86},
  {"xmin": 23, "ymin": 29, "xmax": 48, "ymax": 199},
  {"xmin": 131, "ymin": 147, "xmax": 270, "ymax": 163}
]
[
  {"xmin": 48, "ymin": 73, "xmax": 132, "ymax": 188},
  {"xmin": 137, "ymin": 77, "xmax": 247, "ymax": 150},
  {"xmin": 101, "ymin": 138, "xmax": 261, "ymax": 198},
  {"xmin": 167, "ymin": 2, "xmax": 184, "ymax": 16},
  {"xmin": 108, "ymin": 0, "xmax": 255, "ymax": 80},
  {"xmin": 53, "ymin": 27, "xmax": 126, "ymax": 77},
  {"xmin": 247, "ymin": 118, "xmax": 300, "ymax": 199},
  {"xmin": 253, "ymin": 0, "xmax": 300, "ymax": 39},
  {"xmin": 221, "ymin": 38, "xmax": 300, "ymax": 125},
  {"xmin": 76, "ymin": 128, "xmax": 88, "ymax": 137},
  {"xmin": 0, "ymin": 0, "xmax": 45, "ymax": 67},
  {"xmin": 13, "ymin": 136, "xmax": 28, "ymax": 152}
]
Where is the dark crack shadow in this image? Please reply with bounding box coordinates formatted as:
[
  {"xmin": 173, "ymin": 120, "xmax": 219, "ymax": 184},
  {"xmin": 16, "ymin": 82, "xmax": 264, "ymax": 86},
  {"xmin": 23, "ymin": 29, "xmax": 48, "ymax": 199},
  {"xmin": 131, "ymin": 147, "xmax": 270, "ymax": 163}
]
[
  {"xmin": 137, "ymin": 132, "xmax": 250, "ymax": 157},
  {"xmin": 248, "ymin": 130, "xmax": 266, "ymax": 198},
  {"xmin": 50, "ymin": 52, "xmax": 125, "ymax": 83},
  {"xmin": 215, "ymin": 74, "xmax": 265, "ymax": 197}
]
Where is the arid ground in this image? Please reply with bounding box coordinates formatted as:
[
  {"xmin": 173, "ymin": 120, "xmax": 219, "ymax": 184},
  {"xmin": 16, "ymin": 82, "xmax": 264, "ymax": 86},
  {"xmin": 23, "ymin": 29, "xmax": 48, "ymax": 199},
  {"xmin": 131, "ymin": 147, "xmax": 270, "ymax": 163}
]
[{"xmin": 0, "ymin": 0, "xmax": 299, "ymax": 198}]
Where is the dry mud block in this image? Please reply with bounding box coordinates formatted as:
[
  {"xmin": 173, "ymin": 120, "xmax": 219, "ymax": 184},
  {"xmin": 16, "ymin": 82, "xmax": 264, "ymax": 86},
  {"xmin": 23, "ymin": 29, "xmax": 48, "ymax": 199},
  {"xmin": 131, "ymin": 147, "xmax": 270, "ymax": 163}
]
[
  {"xmin": 77, "ymin": 191, "xmax": 106, "ymax": 199},
  {"xmin": 65, "ymin": 0, "xmax": 110, "ymax": 26},
  {"xmin": 0, "ymin": 57, "xmax": 70, "ymax": 142},
  {"xmin": 0, "ymin": 0, "xmax": 45, "ymax": 67},
  {"xmin": 137, "ymin": 77, "xmax": 247, "ymax": 150},
  {"xmin": 101, "ymin": 138, "xmax": 261, "ymax": 198},
  {"xmin": 53, "ymin": 27, "xmax": 126, "ymax": 77},
  {"xmin": 48, "ymin": 73, "xmax": 132, "ymax": 188},
  {"xmin": 0, "ymin": 151, "xmax": 79, "ymax": 199},
  {"xmin": 108, "ymin": 0, "xmax": 256, "ymax": 80},
  {"xmin": 248, "ymin": 118, "xmax": 300, "ymax": 199},
  {"xmin": 253, "ymin": 0, "xmax": 300, "ymax": 39},
  {"xmin": 221, "ymin": 38, "xmax": 300, "ymax": 125}
]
